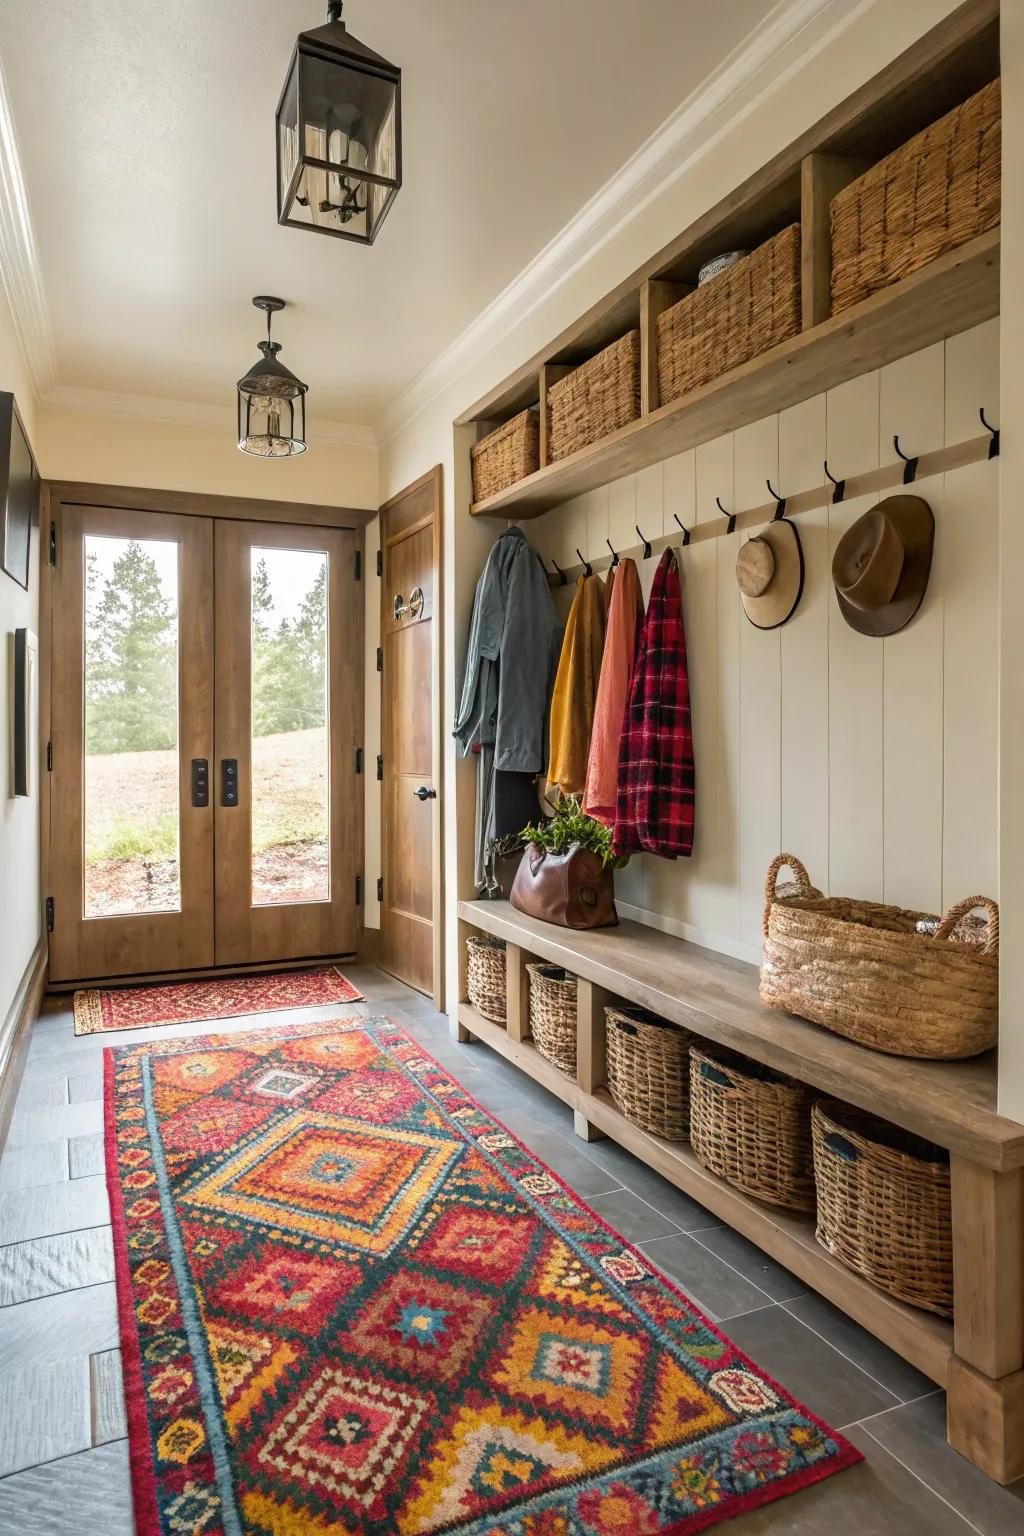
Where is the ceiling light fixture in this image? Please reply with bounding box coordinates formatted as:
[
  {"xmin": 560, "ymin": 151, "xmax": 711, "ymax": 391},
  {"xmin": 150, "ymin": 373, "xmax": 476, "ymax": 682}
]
[
  {"xmin": 276, "ymin": 0, "xmax": 401, "ymax": 246},
  {"xmin": 236, "ymin": 297, "xmax": 308, "ymax": 458}
]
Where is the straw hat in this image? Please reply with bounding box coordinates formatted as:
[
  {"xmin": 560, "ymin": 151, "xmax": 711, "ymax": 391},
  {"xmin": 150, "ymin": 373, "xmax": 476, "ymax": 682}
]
[
  {"xmin": 832, "ymin": 495, "xmax": 934, "ymax": 637},
  {"xmin": 735, "ymin": 518, "xmax": 805, "ymax": 629}
]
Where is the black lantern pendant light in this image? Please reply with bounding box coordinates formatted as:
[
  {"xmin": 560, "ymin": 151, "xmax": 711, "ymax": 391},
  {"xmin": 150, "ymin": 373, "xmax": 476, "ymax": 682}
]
[
  {"xmin": 236, "ymin": 297, "xmax": 308, "ymax": 458},
  {"xmin": 276, "ymin": 1, "xmax": 401, "ymax": 246}
]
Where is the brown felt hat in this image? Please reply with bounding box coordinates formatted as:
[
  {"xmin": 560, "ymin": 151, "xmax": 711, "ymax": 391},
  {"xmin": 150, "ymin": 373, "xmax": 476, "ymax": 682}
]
[
  {"xmin": 832, "ymin": 495, "xmax": 934, "ymax": 638},
  {"xmin": 735, "ymin": 518, "xmax": 804, "ymax": 630}
]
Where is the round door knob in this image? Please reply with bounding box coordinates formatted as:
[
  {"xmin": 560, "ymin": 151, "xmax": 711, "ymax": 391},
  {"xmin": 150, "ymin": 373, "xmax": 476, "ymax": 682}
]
[{"xmin": 414, "ymin": 785, "xmax": 437, "ymax": 800}]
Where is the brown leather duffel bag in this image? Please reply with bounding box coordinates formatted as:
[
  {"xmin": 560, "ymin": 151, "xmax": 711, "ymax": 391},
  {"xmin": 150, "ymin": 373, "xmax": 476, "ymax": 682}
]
[{"xmin": 510, "ymin": 842, "xmax": 618, "ymax": 930}]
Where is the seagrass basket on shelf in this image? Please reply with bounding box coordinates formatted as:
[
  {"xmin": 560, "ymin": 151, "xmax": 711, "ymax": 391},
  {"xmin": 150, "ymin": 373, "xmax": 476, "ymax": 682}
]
[
  {"xmin": 465, "ymin": 935, "xmax": 507, "ymax": 1024},
  {"xmin": 546, "ymin": 330, "xmax": 641, "ymax": 463},
  {"xmin": 812, "ymin": 1099, "xmax": 953, "ymax": 1317},
  {"xmin": 689, "ymin": 1042, "xmax": 815, "ymax": 1212},
  {"xmin": 526, "ymin": 964, "xmax": 578, "ymax": 1077},
  {"xmin": 760, "ymin": 854, "xmax": 999, "ymax": 1059},
  {"xmin": 656, "ymin": 225, "xmax": 801, "ymax": 408},
  {"xmin": 605, "ymin": 1005, "xmax": 693, "ymax": 1141},
  {"xmin": 831, "ymin": 77, "xmax": 1001, "ymax": 315},
  {"xmin": 470, "ymin": 408, "xmax": 539, "ymax": 502}
]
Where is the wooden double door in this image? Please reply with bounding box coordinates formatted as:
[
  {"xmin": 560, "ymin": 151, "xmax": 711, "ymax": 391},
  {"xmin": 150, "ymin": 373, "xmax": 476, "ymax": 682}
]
[{"xmin": 49, "ymin": 502, "xmax": 363, "ymax": 983}]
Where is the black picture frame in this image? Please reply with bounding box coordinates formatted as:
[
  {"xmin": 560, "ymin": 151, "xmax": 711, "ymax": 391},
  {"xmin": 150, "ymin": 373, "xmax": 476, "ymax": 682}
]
[
  {"xmin": 13, "ymin": 626, "xmax": 38, "ymax": 797},
  {"xmin": 0, "ymin": 393, "xmax": 39, "ymax": 590}
]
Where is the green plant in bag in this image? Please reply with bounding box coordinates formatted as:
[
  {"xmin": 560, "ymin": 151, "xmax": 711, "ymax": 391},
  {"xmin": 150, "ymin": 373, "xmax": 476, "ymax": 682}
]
[{"xmin": 521, "ymin": 797, "xmax": 630, "ymax": 870}]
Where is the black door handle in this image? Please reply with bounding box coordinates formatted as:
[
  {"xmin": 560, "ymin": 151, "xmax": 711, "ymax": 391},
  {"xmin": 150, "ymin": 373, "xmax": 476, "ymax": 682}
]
[
  {"xmin": 221, "ymin": 758, "xmax": 239, "ymax": 807},
  {"xmin": 413, "ymin": 785, "xmax": 437, "ymax": 800},
  {"xmin": 191, "ymin": 758, "xmax": 209, "ymax": 808}
]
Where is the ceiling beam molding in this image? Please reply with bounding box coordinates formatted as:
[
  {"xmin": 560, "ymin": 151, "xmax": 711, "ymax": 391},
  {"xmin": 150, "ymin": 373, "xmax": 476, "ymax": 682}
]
[
  {"xmin": 373, "ymin": 0, "xmax": 876, "ymax": 446},
  {"xmin": 0, "ymin": 54, "xmax": 58, "ymax": 399},
  {"xmin": 42, "ymin": 384, "xmax": 377, "ymax": 451}
]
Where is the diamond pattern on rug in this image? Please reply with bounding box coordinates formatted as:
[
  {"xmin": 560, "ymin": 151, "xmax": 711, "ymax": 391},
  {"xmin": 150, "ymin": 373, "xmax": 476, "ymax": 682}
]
[
  {"xmin": 74, "ymin": 965, "xmax": 363, "ymax": 1035},
  {"xmin": 106, "ymin": 1017, "xmax": 861, "ymax": 1536}
]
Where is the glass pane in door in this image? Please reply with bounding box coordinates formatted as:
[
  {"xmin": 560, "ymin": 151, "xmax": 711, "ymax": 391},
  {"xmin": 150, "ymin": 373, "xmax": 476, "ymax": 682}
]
[
  {"xmin": 250, "ymin": 547, "xmax": 330, "ymax": 906},
  {"xmin": 83, "ymin": 536, "xmax": 181, "ymax": 917}
]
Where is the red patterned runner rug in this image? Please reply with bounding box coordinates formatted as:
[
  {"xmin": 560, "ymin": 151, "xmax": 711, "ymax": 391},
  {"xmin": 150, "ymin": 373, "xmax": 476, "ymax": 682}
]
[
  {"xmin": 106, "ymin": 1018, "xmax": 860, "ymax": 1535},
  {"xmin": 75, "ymin": 966, "xmax": 364, "ymax": 1036}
]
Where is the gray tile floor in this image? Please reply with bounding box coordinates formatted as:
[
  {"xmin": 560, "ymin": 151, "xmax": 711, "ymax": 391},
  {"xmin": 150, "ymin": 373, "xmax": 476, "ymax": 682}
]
[{"xmin": 0, "ymin": 968, "xmax": 1022, "ymax": 1533}]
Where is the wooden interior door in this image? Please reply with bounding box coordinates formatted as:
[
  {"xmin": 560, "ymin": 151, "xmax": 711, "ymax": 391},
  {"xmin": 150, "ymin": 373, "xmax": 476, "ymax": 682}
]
[
  {"xmin": 49, "ymin": 503, "xmax": 215, "ymax": 981},
  {"xmin": 213, "ymin": 520, "xmax": 364, "ymax": 965},
  {"xmin": 379, "ymin": 468, "xmax": 442, "ymax": 1001}
]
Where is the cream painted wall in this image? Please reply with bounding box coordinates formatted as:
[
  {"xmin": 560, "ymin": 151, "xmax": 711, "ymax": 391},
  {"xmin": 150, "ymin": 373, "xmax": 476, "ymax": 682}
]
[
  {"xmin": 527, "ymin": 323, "xmax": 999, "ymax": 966},
  {"xmin": 36, "ymin": 408, "xmax": 379, "ymax": 510},
  {"xmin": 369, "ymin": 0, "xmax": 1019, "ymax": 1100},
  {"xmin": 0, "ymin": 283, "xmax": 42, "ymax": 1033}
]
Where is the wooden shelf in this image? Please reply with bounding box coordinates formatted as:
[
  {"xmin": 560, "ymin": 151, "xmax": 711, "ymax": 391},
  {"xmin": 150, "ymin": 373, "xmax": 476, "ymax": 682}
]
[
  {"xmin": 469, "ymin": 231, "xmax": 999, "ymax": 519},
  {"xmin": 458, "ymin": 899, "xmax": 1024, "ymax": 1170},
  {"xmin": 458, "ymin": 1000, "xmax": 953, "ymax": 1385}
]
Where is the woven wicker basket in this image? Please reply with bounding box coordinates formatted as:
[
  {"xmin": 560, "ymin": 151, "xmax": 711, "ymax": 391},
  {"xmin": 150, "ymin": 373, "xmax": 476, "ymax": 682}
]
[
  {"xmin": 812, "ymin": 1099, "xmax": 952, "ymax": 1317},
  {"xmin": 760, "ymin": 855, "xmax": 998, "ymax": 1059},
  {"xmin": 465, "ymin": 935, "xmax": 507, "ymax": 1024},
  {"xmin": 831, "ymin": 78, "xmax": 1001, "ymax": 315},
  {"xmin": 547, "ymin": 331, "xmax": 641, "ymax": 463},
  {"xmin": 605, "ymin": 1005, "xmax": 693, "ymax": 1141},
  {"xmin": 470, "ymin": 409, "xmax": 540, "ymax": 503},
  {"xmin": 689, "ymin": 1043, "xmax": 815, "ymax": 1211},
  {"xmin": 656, "ymin": 225, "xmax": 801, "ymax": 408},
  {"xmin": 526, "ymin": 964, "xmax": 577, "ymax": 1077}
]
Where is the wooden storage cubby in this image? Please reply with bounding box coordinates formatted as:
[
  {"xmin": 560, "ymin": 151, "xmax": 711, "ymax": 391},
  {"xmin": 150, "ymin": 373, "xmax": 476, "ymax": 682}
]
[
  {"xmin": 457, "ymin": 898, "xmax": 1024, "ymax": 1485},
  {"xmin": 464, "ymin": 0, "xmax": 1000, "ymax": 519}
]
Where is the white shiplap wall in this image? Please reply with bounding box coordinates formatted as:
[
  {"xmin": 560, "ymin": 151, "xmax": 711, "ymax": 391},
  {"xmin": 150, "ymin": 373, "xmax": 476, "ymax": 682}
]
[{"xmin": 524, "ymin": 320, "xmax": 1000, "ymax": 964}]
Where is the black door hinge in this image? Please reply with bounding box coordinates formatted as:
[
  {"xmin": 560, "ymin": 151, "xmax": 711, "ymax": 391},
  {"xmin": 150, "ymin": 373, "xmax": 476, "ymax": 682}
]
[
  {"xmin": 46, "ymin": 740, "xmax": 52, "ymax": 771},
  {"xmin": 376, "ymin": 876, "xmax": 384, "ymax": 902},
  {"xmin": 376, "ymin": 646, "xmax": 383, "ymax": 672},
  {"xmin": 355, "ymin": 747, "xmax": 364, "ymax": 775},
  {"xmin": 46, "ymin": 896, "xmax": 54, "ymax": 932},
  {"xmin": 375, "ymin": 548, "xmax": 383, "ymax": 578},
  {"xmin": 354, "ymin": 549, "xmax": 362, "ymax": 581},
  {"xmin": 355, "ymin": 875, "xmax": 362, "ymax": 905},
  {"xmin": 48, "ymin": 524, "xmax": 56, "ymax": 566},
  {"xmin": 376, "ymin": 754, "xmax": 383, "ymax": 781}
]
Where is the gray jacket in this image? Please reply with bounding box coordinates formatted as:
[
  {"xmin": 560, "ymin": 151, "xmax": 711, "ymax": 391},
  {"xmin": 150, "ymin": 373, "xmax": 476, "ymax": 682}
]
[{"xmin": 453, "ymin": 526, "xmax": 561, "ymax": 773}]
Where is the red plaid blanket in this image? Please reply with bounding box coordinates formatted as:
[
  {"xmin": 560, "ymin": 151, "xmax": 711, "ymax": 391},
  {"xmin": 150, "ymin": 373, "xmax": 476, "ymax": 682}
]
[{"xmin": 612, "ymin": 548, "xmax": 695, "ymax": 858}]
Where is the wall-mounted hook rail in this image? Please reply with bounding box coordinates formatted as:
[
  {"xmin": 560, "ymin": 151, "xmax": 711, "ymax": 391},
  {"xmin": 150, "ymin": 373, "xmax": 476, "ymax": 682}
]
[
  {"xmin": 550, "ymin": 558, "xmax": 567, "ymax": 586},
  {"xmin": 635, "ymin": 525, "xmax": 653, "ymax": 560},
  {"xmin": 980, "ymin": 407, "xmax": 1000, "ymax": 459},
  {"xmin": 577, "ymin": 547, "xmax": 593, "ymax": 576},
  {"xmin": 717, "ymin": 497, "xmax": 737, "ymax": 534},
  {"xmin": 673, "ymin": 513, "xmax": 691, "ymax": 545},
  {"xmin": 824, "ymin": 461, "xmax": 845, "ymax": 504},
  {"xmin": 893, "ymin": 434, "xmax": 919, "ymax": 485},
  {"xmin": 767, "ymin": 479, "xmax": 787, "ymax": 519},
  {"xmin": 605, "ymin": 539, "xmax": 619, "ymax": 567}
]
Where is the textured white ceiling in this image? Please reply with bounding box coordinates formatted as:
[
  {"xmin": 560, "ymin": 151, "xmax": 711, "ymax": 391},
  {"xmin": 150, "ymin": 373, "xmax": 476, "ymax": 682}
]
[{"xmin": 0, "ymin": 0, "xmax": 777, "ymax": 426}]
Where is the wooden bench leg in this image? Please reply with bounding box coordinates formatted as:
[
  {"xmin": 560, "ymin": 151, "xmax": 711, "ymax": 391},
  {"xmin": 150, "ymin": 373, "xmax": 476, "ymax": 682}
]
[
  {"xmin": 946, "ymin": 1159, "xmax": 1024, "ymax": 1482},
  {"xmin": 505, "ymin": 943, "xmax": 530, "ymax": 1043},
  {"xmin": 452, "ymin": 1018, "xmax": 473, "ymax": 1043},
  {"xmin": 574, "ymin": 978, "xmax": 610, "ymax": 1142}
]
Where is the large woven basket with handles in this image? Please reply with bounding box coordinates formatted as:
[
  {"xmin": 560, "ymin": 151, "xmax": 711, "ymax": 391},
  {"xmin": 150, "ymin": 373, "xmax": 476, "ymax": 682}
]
[
  {"xmin": 760, "ymin": 854, "xmax": 998, "ymax": 1059},
  {"xmin": 689, "ymin": 1042, "xmax": 815, "ymax": 1211}
]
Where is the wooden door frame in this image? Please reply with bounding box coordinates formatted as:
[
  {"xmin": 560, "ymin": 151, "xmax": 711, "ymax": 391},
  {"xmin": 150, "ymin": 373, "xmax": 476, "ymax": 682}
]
[
  {"xmin": 378, "ymin": 466, "xmax": 444, "ymax": 1011},
  {"xmin": 40, "ymin": 480, "xmax": 369, "ymax": 987}
]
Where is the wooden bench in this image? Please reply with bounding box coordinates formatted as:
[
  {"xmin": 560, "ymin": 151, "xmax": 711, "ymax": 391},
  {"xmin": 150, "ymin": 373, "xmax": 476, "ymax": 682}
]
[{"xmin": 457, "ymin": 898, "xmax": 1024, "ymax": 1483}]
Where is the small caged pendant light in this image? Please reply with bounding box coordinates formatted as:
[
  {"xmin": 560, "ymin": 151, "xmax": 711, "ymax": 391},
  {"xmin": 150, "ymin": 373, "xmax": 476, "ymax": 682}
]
[
  {"xmin": 276, "ymin": 0, "xmax": 401, "ymax": 246},
  {"xmin": 236, "ymin": 297, "xmax": 308, "ymax": 458}
]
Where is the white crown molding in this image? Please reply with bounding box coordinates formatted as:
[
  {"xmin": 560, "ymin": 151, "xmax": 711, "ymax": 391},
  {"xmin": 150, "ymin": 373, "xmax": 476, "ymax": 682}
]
[
  {"xmin": 42, "ymin": 384, "xmax": 377, "ymax": 450},
  {"xmin": 373, "ymin": 0, "xmax": 874, "ymax": 445},
  {"xmin": 0, "ymin": 53, "xmax": 58, "ymax": 399}
]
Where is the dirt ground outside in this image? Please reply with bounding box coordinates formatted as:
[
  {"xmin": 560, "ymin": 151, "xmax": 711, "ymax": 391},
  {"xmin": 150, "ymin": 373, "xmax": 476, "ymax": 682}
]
[{"xmin": 84, "ymin": 727, "xmax": 329, "ymax": 916}]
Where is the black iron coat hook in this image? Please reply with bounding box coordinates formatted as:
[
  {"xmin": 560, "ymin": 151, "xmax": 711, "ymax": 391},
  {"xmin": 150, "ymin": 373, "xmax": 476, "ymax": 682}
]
[
  {"xmin": 606, "ymin": 539, "xmax": 620, "ymax": 567},
  {"xmin": 635, "ymin": 524, "xmax": 653, "ymax": 560},
  {"xmin": 672, "ymin": 513, "xmax": 691, "ymax": 546},
  {"xmin": 717, "ymin": 497, "xmax": 736, "ymax": 535},
  {"xmin": 824, "ymin": 461, "xmax": 845, "ymax": 504},
  {"xmin": 550, "ymin": 558, "xmax": 567, "ymax": 586},
  {"xmin": 893, "ymin": 434, "xmax": 918, "ymax": 485},
  {"xmin": 766, "ymin": 479, "xmax": 787, "ymax": 520},
  {"xmin": 576, "ymin": 547, "xmax": 593, "ymax": 576},
  {"xmin": 980, "ymin": 407, "xmax": 1000, "ymax": 459}
]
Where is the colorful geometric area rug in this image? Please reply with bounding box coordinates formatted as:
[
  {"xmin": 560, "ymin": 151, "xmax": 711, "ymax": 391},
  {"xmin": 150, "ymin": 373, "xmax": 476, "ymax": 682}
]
[
  {"xmin": 105, "ymin": 1018, "xmax": 861, "ymax": 1536},
  {"xmin": 74, "ymin": 966, "xmax": 364, "ymax": 1036}
]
